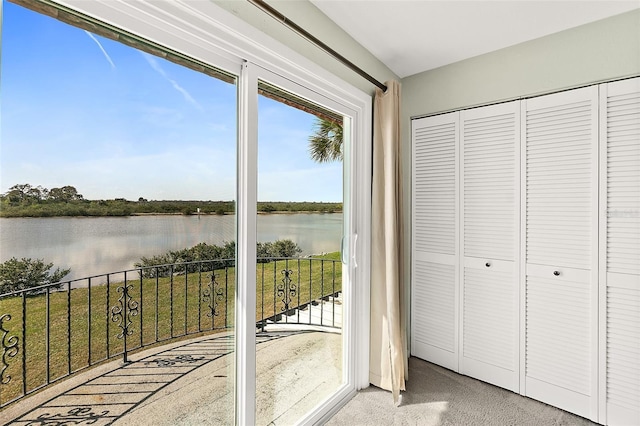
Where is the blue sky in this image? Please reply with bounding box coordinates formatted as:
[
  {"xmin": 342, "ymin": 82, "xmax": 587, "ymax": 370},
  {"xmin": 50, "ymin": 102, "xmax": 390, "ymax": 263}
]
[{"xmin": 0, "ymin": 1, "xmax": 342, "ymax": 202}]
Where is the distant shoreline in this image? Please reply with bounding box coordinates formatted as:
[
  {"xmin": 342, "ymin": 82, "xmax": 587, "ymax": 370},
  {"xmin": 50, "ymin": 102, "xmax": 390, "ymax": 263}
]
[
  {"xmin": 0, "ymin": 211, "xmax": 343, "ymax": 218},
  {"xmin": 0, "ymin": 200, "xmax": 343, "ymax": 218},
  {"xmin": 129, "ymin": 211, "xmax": 343, "ymax": 216},
  {"xmin": 0, "ymin": 212, "xmax": 343, "ymax": 219}
]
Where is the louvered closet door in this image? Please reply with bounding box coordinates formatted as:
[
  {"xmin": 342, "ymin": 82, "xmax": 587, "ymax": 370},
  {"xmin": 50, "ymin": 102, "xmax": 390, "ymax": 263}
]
[
  {"xmin": 460, "ymin": 102, "xmax": 520, "ymax": 392},
  {"xmin": 411, "ymin": 112, "xmax": 459, "ymax": 371},
  {"xmin": 600, "ymin": 77, "xmax": 640, "ymax": 426},
  {"xmin": 523, "ymin": 86, "xmax": 599, "ymax": 421}
]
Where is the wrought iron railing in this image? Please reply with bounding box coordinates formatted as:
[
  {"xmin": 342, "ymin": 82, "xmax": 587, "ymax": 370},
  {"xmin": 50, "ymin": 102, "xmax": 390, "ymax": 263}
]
[{"xmin": 0, "ymin": 257, "xmax": 341, "ymax": 408}]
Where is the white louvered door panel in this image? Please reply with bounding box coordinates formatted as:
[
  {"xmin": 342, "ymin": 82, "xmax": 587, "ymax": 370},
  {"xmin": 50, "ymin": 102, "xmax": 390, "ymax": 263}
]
[
  {"xmin": 523, "ymin": 86, "xmax": 599, "ymax": 421},
  {"xmin": 600, "ymin": 77, "xmax": 640, "ymax": 426},
  {"xmin": 412, "ymin": 112, "xmax": 459, "ymax": 371},
  {"xmin": 460, "ymin": 102, "xmax": 520, "ymax": 392}
]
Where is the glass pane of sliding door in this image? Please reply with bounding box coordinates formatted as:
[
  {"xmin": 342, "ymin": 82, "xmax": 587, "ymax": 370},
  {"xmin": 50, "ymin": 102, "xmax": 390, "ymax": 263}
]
[
  {"xmin": 0, "ymin": 4, "xmax": 237, "ymax": 424},
  {"xmin": 254, "ymin": 81, "xmax": 345, "ymax": 425}
]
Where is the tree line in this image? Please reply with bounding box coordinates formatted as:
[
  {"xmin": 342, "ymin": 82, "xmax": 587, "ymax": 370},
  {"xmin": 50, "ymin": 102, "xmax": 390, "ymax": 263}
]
[
  {"xmin": 0, "ymin": 184, "xmax": 342, "ymax": 217},
  {"xmin": 2, "ymin": 184, "xmax": 84, "ymax": 204}
]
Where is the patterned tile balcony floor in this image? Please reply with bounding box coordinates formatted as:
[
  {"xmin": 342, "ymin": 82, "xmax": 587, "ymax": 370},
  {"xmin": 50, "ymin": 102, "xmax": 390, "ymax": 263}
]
[{"xmin": 1, "ymin": 329, "xmax": 342, "ymax": 426}]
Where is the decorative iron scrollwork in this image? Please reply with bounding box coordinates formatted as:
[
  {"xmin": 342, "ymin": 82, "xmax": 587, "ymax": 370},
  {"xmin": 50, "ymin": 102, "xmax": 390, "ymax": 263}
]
[
  {"xmin": 110, "ymin": 284, "xmax": 139, "ymax": 340},
  {"xmin": 202, "ymin": 273, "xmax": 224, "ymax": 318},
  {"xmin": 277, "ymin": 269, "xmax": 296, "ymax": 312},
  {"xmin": 25, "ymin": 407, "xmax": 110, "ymax": 425},
  {"xmin": 1, "ymin": 313, "xmax": 19, "ymax": 385},
  {"xmin": 144, "ymin": 354, "xmax": 204, "ymax": 367}
]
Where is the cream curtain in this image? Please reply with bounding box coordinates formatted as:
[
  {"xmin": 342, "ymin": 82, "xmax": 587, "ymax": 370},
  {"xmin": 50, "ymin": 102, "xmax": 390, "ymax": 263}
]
[{"xmin": 369, "ymin": 80, "xmax": 407, "ymax": 402}]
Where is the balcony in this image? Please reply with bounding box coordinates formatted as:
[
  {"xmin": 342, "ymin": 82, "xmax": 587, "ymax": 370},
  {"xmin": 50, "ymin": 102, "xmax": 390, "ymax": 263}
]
[{"xmin": 0, "ymin": 257, "xmax": 342, "ymax": 424}]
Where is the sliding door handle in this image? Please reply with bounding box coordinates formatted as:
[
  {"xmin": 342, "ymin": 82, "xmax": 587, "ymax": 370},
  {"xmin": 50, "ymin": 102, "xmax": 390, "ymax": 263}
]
[
  {"xmin": 341, "ymin": 234, "xmax": 358, "ymax": 268},
  {"xmin": 352, "ymin": 234, "xmax": 358, "ymax": 268}
]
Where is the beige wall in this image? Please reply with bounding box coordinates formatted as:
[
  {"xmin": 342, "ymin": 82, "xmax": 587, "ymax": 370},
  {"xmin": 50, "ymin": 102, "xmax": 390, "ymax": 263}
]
[
  {"xmin": 402, "ymin": 9, "xmax": 640, "ymax": 118},
  {"xmin": 213, "ymin": 0, "xmax": 398, "ymax": 95}
]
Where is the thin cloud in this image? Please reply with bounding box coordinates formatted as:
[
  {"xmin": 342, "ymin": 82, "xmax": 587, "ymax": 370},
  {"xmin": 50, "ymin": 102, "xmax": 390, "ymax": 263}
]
[
  {"xmin": 142, "ymin": 52, "xmax": 202, "ymax": 110},
  {"xmin": 84, "ymin": 31, "xmax": 116, "ymax": 69}
]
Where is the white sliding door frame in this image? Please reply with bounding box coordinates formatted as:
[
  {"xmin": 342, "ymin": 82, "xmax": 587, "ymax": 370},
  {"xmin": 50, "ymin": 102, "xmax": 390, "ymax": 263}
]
[
  {"xmin": 236, "ymin": 61, "xmax": 259, "ymax": 426},
  {"xmin": 44, "ymin": 1, "xmax": 373, "ymax": 424},
  {"xmin": 251, "ymin": 63, "xmax": 366, "ymax": 425}
]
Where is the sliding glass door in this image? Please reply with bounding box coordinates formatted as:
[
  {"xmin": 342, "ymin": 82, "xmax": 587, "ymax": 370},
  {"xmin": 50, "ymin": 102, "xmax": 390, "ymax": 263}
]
[
  {"xmin": 235, "ymin": 64, "xmax": 359, "ymax": 424},
  {"xmin": 1, "ymin": 2, "xmax": 370, "ymax": 424},
  {"xmin": 254, "ymin": 79, "xmax": 346, "ymax": 425}
]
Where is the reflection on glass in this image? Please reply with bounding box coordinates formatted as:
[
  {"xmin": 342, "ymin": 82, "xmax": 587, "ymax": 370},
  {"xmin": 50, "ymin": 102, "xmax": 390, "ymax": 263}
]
[
  {"xmin": 0, "ymin": 4, "xmax": 236, "ymax": 423},
  {"xmin": 255, "ymin": 82, "xmax": 344, "ymax": 425}
]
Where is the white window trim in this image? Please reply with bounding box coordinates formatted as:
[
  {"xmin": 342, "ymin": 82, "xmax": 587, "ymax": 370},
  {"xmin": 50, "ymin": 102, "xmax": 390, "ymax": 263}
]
[{"xmin": 51, "ymin": 0, "xmax": 372, "ymax": 423}]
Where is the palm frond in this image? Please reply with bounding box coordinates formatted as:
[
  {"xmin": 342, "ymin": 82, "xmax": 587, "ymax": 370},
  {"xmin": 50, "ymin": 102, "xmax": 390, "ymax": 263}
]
[{"xmin": 308, "ymin": 118, "xmax": 343, "ymax": 163}]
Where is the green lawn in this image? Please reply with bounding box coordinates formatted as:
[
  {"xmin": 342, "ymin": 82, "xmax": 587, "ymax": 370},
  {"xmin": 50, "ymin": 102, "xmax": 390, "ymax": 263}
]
[{"xmin": 0, "ymin": 253, "xmax": 341, "ymax": 406}]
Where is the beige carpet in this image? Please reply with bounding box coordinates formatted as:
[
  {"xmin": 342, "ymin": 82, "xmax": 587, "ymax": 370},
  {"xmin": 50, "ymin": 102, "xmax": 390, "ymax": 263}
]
[{"xmin": 327, "ymin": 357, "xmax": 598, "ymax": 426}]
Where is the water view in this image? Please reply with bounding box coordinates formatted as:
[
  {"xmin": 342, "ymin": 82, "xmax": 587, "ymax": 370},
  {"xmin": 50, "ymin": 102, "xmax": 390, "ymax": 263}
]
[{"xmin": 0, "ymin": 213, "xmax": 342, "ymax": 282}]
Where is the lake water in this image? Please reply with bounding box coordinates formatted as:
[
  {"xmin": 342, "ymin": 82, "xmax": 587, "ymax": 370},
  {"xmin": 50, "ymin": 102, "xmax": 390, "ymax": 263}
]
[{"xmin": 0, "ymin": 214, "xmax": 342, "ymax": 281}]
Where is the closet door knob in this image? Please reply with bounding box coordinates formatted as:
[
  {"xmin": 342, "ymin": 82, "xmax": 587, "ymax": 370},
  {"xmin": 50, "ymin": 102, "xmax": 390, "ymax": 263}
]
[
  {"xmin": 485, "ymin": 262, "xmax": 491, "ymax": 268},
  {"xmin": 553, "ymin": 270, "xmax": 560, "ymax": 276}
]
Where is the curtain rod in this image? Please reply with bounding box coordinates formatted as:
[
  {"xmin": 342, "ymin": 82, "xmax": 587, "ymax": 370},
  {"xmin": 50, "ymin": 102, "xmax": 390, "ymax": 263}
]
[{"xmin": 247, "ymin": 0, "xmax": 387, "ymax": 92}]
